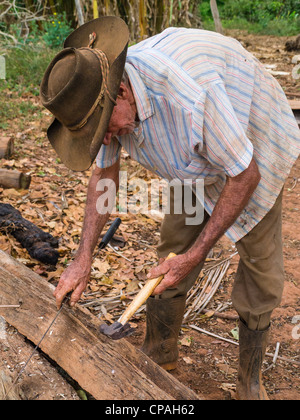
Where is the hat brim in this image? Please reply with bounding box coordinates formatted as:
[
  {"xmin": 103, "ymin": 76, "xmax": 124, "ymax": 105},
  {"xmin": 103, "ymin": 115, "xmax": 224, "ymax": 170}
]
[
  {"xmin": 47, "ymin": 95, "xmax": 112, "ymax": 171},
  {"xmin": 47, "ymin": 17, "xmax": 129, "ymax": 172}
]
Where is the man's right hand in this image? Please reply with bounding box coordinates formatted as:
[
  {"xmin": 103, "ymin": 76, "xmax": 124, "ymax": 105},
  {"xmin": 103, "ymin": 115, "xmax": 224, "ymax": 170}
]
[{"xmin": 53, "ymin": 257, "xmax": 91, "ymax": 309}]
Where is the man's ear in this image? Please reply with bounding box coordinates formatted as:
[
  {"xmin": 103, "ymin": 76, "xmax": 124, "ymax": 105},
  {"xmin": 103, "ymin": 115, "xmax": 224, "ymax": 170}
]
[{"xmin": 118, "ymin": 82, "xmax": 129, "ymax": 100}]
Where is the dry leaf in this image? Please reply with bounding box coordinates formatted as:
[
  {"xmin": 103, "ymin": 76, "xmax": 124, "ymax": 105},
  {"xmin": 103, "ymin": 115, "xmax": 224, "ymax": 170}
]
[
  {"xmin": 180, "ymin": 336, "xmax": 193, "ymax": 347},
  {"xmin": 217, "ymin": 363, "xmax": 237, "ymax": 376},
  {"xmin": 93, "ymin": 259, "xmax": 110, "ymax": 274},
  {"xmin": 183, "ymin": 357, "xmax": 194, "ymax": 365}
]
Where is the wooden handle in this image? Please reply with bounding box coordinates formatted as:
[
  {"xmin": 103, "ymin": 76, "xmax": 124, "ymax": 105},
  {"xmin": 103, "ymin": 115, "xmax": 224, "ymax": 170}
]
[{"xmin": 118, "ymin": 252, "xmax": 176, "ymax": 325}]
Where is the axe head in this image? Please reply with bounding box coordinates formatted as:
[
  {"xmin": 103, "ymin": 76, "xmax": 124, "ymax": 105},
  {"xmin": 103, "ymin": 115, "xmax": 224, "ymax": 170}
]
[{"xmin": 100, "ymin": 321, "xmax": 136, "ymax": 340}]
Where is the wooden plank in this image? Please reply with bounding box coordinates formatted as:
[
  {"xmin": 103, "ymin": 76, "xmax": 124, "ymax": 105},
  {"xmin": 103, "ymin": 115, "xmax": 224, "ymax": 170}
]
[
  {"xmin": 0, "ymin": 250, "xmax": 200, "ymax": 401},
  {"xmin": 288, "ymin": 100, "xmax": 300, "ymax": 128},
  {"xmin": 288, "ymin": 99, "xmax": 300, "ymax": 110}
]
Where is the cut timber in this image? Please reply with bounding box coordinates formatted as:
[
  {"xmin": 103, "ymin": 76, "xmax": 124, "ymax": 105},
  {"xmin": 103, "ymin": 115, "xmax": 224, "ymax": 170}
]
[
  {"xmin": 0, "ymin": 137, "xmax": 14, "ymax": 159},
  {"xmin": 0, "ymin": 169, "xmax": 31, "ymax": 190},
  {"xmin": 0, "ymin": 250, "xmax": 201, "ymax": 401},
  {"xmin": 289, "ymin": 100, "xmax": 300, "ymax": 128},
  {"xmin": 289, "ymin": 99, "xmax": 300, "ymax": 110}
]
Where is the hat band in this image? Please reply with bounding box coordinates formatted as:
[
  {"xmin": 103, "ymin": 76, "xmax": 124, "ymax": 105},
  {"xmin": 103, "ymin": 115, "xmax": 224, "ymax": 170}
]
[{"xmin": 67, "ymin": 48, "xmax": 117, "ymax": 131}]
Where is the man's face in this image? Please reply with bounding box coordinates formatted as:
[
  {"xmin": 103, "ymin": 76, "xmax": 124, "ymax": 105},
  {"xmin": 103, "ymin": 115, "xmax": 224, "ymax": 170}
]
[{"xmin": 103, "ymin": 83, "xmax": 137, "ymax": 146}]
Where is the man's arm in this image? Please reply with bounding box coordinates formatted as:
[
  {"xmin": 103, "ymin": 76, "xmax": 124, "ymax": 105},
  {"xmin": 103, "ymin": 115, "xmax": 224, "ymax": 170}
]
[
  {"xmin": 150, "ymin": 158, "xmax": 261, "ymax": 294},
  {"xmin": 54, "ymin": 158, "xmax": 120, "ymax": 308}
]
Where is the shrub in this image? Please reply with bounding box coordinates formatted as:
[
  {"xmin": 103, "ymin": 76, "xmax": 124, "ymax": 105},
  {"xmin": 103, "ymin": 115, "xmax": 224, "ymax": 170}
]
[{"xmin": 42, "ymin": 12, "xmax": 72, "ymax": 49}]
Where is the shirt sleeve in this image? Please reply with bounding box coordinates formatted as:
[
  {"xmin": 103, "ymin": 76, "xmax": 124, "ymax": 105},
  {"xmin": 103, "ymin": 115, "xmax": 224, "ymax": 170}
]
[
  {"xmin": 95, "ymin": 137, "xmax": 122, "ymax": 169},
  {"xmin": 193, "ymin": 82, "xmax": 254, "ymax": 177}
]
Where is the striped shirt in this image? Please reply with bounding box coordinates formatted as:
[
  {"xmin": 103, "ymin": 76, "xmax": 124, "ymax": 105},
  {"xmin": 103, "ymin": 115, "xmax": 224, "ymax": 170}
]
[{"xmin": 96, "ymin": 27, "xmax": 300, "ymax": 242}]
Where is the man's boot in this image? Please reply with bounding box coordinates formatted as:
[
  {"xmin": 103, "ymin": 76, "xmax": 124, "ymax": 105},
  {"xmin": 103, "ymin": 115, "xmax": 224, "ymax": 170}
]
[
  {"xmin": 141, "ymin": 295, "xmax": 186, "ymax": 371},
  {"xmin": 236, "ymin": 319, "xmax": 270, "ymax": 400}
]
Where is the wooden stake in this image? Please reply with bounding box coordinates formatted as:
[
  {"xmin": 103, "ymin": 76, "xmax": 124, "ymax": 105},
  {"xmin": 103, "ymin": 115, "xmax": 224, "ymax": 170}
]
[
  {"xmin": 210, "ymin": 0, "xmax": 223, "ymax": 34},
  {"xmin": 74, "ymin": 0, "xmax": 84, "ymax": 26}
]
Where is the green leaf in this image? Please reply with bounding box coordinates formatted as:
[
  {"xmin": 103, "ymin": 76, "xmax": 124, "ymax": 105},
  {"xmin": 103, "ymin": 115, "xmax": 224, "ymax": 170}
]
[{"xmin": 231, "ymin": 327, "xmax": 239, "ymax": 341}]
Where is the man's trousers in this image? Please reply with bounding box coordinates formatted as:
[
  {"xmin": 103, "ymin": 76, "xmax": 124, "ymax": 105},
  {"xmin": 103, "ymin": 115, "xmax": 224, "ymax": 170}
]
[{"xmin": 156, "ymin": 187, "xmax": 284, "ymax": 331}]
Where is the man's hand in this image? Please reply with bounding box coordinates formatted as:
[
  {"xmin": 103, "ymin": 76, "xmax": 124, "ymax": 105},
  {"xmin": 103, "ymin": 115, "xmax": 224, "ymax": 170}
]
[
  {"xmin": 53, "ymin": 257, "xmax": 91, "ymax": 309},
  {"xmin": 147, "ymin": 253, "xmax": 200, "ymax": 296},
  {"xmin": 53, "ymin": 161, "xmax": 120, "ymax": 309}
]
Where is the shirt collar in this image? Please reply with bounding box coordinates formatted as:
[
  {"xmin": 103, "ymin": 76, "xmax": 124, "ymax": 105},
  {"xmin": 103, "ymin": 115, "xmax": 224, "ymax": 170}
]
[{"xmin": 125, "ymin": 62, "xmax": 154, "ymax": 122}]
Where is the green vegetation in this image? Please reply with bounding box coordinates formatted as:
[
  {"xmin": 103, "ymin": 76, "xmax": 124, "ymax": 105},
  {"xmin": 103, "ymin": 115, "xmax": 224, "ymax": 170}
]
[
  {"xmin": 200, "ymin": 0, "xmax": 300, "ymax": 36},
  {"xmin": 0, "ymin": 0, "xmax": 299, "ymax": 128},
  {"xmin": 0, "ymin": 10, "xmax": 72, "ymax": 96}
]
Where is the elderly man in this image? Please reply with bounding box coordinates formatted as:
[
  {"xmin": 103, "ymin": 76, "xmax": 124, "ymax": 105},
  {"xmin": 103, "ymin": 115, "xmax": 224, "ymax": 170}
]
[{"xmin": 40, "ymin": 17, "xmax": 300, "ymax": 400}]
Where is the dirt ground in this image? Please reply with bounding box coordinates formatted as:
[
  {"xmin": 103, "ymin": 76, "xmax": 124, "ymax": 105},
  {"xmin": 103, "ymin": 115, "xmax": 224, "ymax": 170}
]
[{"xmin": 0, "ymin": 31, "xmax": 299, "ymax": 400}]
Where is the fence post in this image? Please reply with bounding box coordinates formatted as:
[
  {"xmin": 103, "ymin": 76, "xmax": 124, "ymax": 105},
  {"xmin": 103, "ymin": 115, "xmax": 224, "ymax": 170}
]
[
  {"xmin": 210, "ymin": 0, "xmax": 223, "ymax": 34},
  {"xmin": 0, "ymin": 56, "xmax": 5, "ymax": 80}
]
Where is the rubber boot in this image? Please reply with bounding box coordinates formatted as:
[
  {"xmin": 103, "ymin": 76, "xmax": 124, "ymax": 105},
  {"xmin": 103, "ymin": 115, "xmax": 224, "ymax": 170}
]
[
  {"xmin": 141, "ymin": 295, "xmax": 186, "ymax": 371},
  {"xmin": 236, "ymin": 319, "xmax": 270, "ymax": 400}
]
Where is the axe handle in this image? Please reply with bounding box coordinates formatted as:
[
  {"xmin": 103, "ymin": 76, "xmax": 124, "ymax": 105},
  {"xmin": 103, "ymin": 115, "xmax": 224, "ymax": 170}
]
[{"xmin": 118, "ymin": 252, "xmax": 176, "ymax": 326}]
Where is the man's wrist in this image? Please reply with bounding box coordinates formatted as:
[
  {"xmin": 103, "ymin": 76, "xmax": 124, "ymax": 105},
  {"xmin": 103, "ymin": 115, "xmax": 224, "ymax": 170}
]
[
  {"xmin": 186, "ymin": 244, "xmax": 207, "ymax": 268},
  {"xmin": 75, "ymin": 248, "xmax": 93, "ymax": 264}
]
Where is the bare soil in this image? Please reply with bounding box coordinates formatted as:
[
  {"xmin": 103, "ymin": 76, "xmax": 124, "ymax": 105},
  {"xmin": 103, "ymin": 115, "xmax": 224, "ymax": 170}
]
[{"xmin": 0, "ymin": 31, "xmax": 299, "ymax": 400}]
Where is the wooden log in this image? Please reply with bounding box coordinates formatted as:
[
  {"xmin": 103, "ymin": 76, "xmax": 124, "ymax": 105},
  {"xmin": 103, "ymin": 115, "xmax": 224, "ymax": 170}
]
[
  {"xmin": 0, "ymin": 250, "xmax": 201, "ymax": 401},
  {"xmin": 0, "ymin": 203, "xmax": 59, "ymax": 265},
  {"xmin": 0, "ymin": 169, "xmax": 31, "ymax": 190},
  {"xmin": 0, "ymin": 137, "xmax": 14, "ymax": 159}
]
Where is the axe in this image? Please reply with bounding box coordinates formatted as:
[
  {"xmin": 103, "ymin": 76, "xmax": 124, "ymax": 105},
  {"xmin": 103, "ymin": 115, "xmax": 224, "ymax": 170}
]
[{"xmin": 100, "ymin": 252, "xmax": 176, "ymax": 340}]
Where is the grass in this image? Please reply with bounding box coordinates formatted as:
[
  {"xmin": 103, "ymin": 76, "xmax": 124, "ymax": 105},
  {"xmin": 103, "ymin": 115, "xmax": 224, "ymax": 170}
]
[
  {"xmin": 0, "ymin": 89, "xmax": 42, "ymax": 130},
  {"xmin": 0, "ymin": 43, "xmax": 59, "ymax": 95},
  {"xmin": 0, "ymin": 42, "xmax": 59, "ymax": 131}
]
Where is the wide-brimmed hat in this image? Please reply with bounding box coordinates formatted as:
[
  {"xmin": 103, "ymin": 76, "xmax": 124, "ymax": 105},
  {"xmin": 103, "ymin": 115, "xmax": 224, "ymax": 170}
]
[{"xmin": 40, "ymin": 16, "xmax": 129, "ymax": 171}]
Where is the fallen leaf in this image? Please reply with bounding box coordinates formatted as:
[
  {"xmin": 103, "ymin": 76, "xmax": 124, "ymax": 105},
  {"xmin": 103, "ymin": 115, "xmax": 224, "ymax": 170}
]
[
  {"xmin": 93, "ymin": 259, "xmax": 110, "ymax": 274},
  {"xmin": 231, "ymin": 327, "xmax": 239, "ymax": 341},
  {"xmin": 180, "ymin": 336, "xmax": 193, "ymax": 347},
  {"xmin": 217, "ymin": 363, "xmax": 237, "ymax": 376},
  {"xmin": 183, "ymin": 357, "xmax": 194, "ymax": 365}
]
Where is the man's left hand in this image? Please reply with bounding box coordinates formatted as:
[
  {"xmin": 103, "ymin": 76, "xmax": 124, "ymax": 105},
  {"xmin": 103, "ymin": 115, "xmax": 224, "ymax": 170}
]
[{"xmin": 147, "ymin": 253, "xmax": 199, "ymax": 296}]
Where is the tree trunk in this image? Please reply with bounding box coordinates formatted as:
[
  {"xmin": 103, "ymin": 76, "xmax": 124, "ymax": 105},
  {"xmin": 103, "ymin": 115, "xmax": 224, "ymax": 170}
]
[
  {"xmin": 210, "ymin": 0, "xmax": 223, "ymax": 34},
  {"xmin": 0, "ymin": 169, "xmax": 31, "ymax": 190},
  {"xmin": 0, "ymin": 203, "xmax": 59, "ymax": 265},
  {"xmin": 74, "ymin": 0, "xmax": 85, "ymax": 26},
  {"xmin": 0, "ymin": 250, "xmax": 201, "ymax": 400},
  {"xmin": 0, "ymin": 137, "xmax": 14, "ymax": 159}
]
